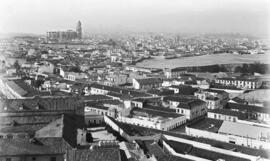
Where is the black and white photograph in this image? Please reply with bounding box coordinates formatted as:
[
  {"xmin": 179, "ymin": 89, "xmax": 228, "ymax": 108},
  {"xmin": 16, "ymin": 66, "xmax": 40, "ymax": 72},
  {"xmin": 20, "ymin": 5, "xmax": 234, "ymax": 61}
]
[{"xmin": 0, "ymin": 0, "xmax": 269, "ymax": 160}]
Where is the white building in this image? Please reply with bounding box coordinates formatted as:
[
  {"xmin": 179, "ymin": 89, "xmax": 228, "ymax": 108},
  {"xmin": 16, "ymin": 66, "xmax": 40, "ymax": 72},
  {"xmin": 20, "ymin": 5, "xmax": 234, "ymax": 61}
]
[
  {"xmin": 215, "ymin": 77, "xmax": 262, "ymax": 89},
  {"xmin": 132, "ymin": 78, "xmax": 162, "ymax": 90},
  {"xmin": 164, "ymin": 68, "xmax": 186, "ymax": 79},
  {"xmin": 194, "ymin": 89, "xmax": 229, "ymax": 109},
  {"xmin": 117, "ymin": 108, "xmax": 186, "ymax": 131},
  {"xmin": 186, "ymin": 120, "xmax": 270, "ymax": 149},
  {"xmin": 207, "ymin": 109, "xmax": 247, "ymax": 122},
  {"xmin": 164, "ymin": 96, "xmax": 207, "ymax": 120}
]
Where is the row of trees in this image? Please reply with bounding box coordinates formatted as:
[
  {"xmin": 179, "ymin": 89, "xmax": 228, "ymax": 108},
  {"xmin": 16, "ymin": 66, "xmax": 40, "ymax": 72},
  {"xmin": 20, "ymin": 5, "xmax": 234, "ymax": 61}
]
[
  {"xmin": 234, "ymin": 63, "xmax": 269, "ymax": 74},
  {"xmin": 185, "ymin": 64, "xmax": 229, "ymax": 73},
  {"xmin": 184, "ymin": 63, "xmax": 269, "ymax": 74}
]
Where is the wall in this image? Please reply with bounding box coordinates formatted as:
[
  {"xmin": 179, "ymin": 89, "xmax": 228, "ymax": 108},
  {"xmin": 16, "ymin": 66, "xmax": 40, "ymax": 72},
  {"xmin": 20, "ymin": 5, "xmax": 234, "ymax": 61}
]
[
  {"xmin": 162, "ymin": 139, "xmax": 211, "ymax": 161},
  {"xmin": 186, "ymin": 126, "xmax": 270, "ymax": 150},
  {"xmin": 117, "ymin": 115, "xmax": 186, "ymax": 131},
  {"xmin": 163, "ymin": 134, "xmax": 264, "ymax": 161}
]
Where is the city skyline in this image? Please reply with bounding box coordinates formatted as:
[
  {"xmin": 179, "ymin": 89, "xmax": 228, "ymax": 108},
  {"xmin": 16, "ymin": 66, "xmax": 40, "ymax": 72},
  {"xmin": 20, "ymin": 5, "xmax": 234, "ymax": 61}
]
[
  {"xmin": 0, "ymin": 1, "xmax": 269, "ymax": 160},
  {"xmin": 0, "ymin": 0, "xmax": 269, "ymax": 37}
]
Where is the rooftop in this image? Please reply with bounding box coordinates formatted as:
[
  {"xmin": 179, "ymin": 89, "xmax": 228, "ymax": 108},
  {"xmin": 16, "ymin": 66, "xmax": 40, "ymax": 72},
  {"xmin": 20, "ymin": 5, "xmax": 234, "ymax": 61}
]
[
  {"xmin": 204, "ymin": 88, "xmax": 228, "ymax": 94},
  {"xmin": 73, "ymin": 147, "xmax": 121, "ymax": 161},
  {"xmin": 0, "ymin": 97, "xmax": 79, "ymax": 112},
  {"xmin": 37, "ymin": 114, "xmax": 83, "ymax": 147},
  {"xmin": 132, "ymin": 107, "xmax": 182, "ymax": 119},
  {"xmin": 135, "ymin": 77, "xmax": 163, "ymax": 85},
  {"xmin": 147, "ymin": 88, "xmax": 174, "ymax": 96},
  {"xmin": 218, "ymin": 121, "xmax": 270, "ymax": 139},
  {"xmin": 90, "ymin": 83, "xmax": 151, "ymax": 98},
  {"xmin": 0, "ymin": 137, "xmax": 68, "ymax": 156},
  {"xmin": 138, "ymin": 140, "xmax": 193, "ymax": 161},
  {"xmin": 165, "ymin": 139, "xmax": 250, "ymax": 161},
  {"xmin": 191, "ymin": 137, "xmax": 270, "ymax": 159},
  {"xmin": 208, "ymin": 108, "xmax": 247, "ymax": 119},
  {"xmin": 217, "ymin": 77, "xmax": 259, "ymax": 82},
  {"xmin": 187, "ymin": 118, "xmax": 223, "ymax": 133},
  {"xmin": 144, "ymin": 105, "xmax": 176, "ymax": 113},
  {"xmin": 82, "ymin": 95, "xmax": 111, "ymax": 101},
  {"xmin": 226, "ymin": 102, "xmax": 270, "ymax": 114}
]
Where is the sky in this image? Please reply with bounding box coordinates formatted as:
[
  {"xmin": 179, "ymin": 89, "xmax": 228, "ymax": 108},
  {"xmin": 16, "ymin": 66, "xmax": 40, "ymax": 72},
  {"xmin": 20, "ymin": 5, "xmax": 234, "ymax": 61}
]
[{"xmin": 0, "ymin": 0, "xmax": 269, "ymax": 37}]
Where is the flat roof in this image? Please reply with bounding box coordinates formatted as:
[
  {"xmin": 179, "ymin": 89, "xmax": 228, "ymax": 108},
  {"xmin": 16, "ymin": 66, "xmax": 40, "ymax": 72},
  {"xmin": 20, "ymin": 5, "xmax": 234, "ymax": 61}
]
[
  {"xmin": 188, "ymin": 118, "xmax": 223, "ymax": 133},
  {"xmin": 218, "ymin": 121, "xmax": 270, "ymax": 139},
  {"xmin": 132, "ymin": 108, "xmax": 182, "ymax": 119}
]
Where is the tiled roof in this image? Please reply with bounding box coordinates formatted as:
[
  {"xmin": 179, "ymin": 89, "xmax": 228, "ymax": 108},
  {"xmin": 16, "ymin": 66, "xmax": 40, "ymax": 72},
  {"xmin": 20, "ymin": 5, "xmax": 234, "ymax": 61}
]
[
  {"xmin": 165, "ymin": 140, "xmax": 250, "ymax": 161},
  {"xmin": 135, "ymin": 78, "xmax": 163, "ymax": 85},
  {"xmin": 192, "ymin": 137, "xmax": 270, "ymax": 159},
  {"xmin": 170, "ymin": 85, "xmax": 198, "ymax": 95},
  {"xmin": 0, "ymin": 113, "xmax": 62, "ymax": 126},
  {"xmin": 82, "ymin": 95, "xmax": 112, "ymax": 101},
  {"xmin": 10, "ymin": 79, "xmax": 52, "ymax": 97},
  {"xmin": 0, "ymin": 124, "xmax": 45, "ymax": 134},
  {"xmin": 188, "ymin": 118, "xmax": 223, "ymax": 133},
  {"xmin": 102, "ymin": 99, "xmax": 122, "ymax": 105},
  {"xmin": 165, "ymin": 140, "xmax": 193, "ymax": 154},
  {"xmin": 140, "ymin": 140, "xmax": 193, "ymax": 161},
  {"xmin": 0, "ymin": 97, "xmax": 79, "ymax": 112},
  {"xmin": 107, "ymin": 92, "xmax": 124, "ymax": 98},
  {"xmin": 35, "ymin": 114, "xmax": 82, "ymax": 148},
  {"xmin": 164, "ymin": 96, "xmax": 193, "ymax": 103},
  {"xmin": 147, "ymin": 89, "xmax": 174, "ymax": 96},
  {"xmin": 227, "ymin": 102, "xmax": 269, "ymax": 114},
  {"xmin": 231, "ymin": 97, "xmax": 248, "ymax": 104},
  {"xmin": 170, "ymin": 67, "xmax": 186, "ymax": 72},
  {"xmin": 85, "ymin": 102, "xmax": 109, "ymax": 111},
  {"xmin": 90, "ymin": 83, "xmax": 151, "ymax": 98},
  {"xmin": 73, "ymin": 147, "xmax": 121, "ymax": 161},
  {"xmin": 6, "ymin": 81, "xmax": 28, "ymax": 96},
  {"xmin": 131, "ymin": 98, "xmax": 146, "ymax": 103},
  {"xmin": 208, "ymin": 109, "xmax": 247, "ymax": 119},
  {"xmin": 35, "ymin": 116, "xmax": 64, "ymax": 138},
  {"xmin": 204, "ymin": 89, "xmax": 227, "ymax": 94},
  {"xmin": 0, "ymin": 137, "xmax": 68, "ymax": 156},
  {"xmin": 132, "ymin": 108, "xmax": 182, "ymax": 118},
  {"xmin": 178, "ymin": 100, "xmax": 206, "ymax": 110},
  {"xmin": 217, "ymin": 77, "xmax": 259, "ymax": 82},
  {"xmin": 144, "ymin": 105, "xmax": 176, "ymax": 113}
]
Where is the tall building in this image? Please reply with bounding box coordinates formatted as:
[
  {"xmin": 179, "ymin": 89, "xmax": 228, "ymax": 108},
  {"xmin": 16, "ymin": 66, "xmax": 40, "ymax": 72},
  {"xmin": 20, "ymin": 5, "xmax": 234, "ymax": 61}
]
[
  {"xmin": 46, "ymin": 21, "xmax": 82, "ymax": 42},
  {"xmin": 76, "ymin": 20, "xmax": 82, "ymax": 39}
]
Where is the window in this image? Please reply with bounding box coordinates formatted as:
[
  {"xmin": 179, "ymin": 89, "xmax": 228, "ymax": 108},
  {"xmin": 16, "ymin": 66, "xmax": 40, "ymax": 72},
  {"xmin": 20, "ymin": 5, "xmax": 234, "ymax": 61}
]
[{"xmin": 50, "ymin": 157, "xmax": 56, "ymax": 161}]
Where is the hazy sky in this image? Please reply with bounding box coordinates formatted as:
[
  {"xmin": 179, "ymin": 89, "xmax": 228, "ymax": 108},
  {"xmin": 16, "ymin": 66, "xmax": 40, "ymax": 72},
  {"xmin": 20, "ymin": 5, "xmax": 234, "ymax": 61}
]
[{"xmin": 0, "ymin": 0, "xmax": 269, "ymax": 36}]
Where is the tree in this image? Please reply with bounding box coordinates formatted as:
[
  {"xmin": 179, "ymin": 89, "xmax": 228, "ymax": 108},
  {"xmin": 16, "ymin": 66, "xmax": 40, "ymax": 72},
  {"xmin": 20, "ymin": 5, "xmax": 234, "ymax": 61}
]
[
  {"xmin": 234, "ymin": 66, "xmax": 243, "ymax": 73},
  {"xmin": 86, "ymin": 132, "xmax": 93, "ymax": 143},
  {"xmin": 69, "ymin": 66, "xmax": 81, "ymax": 73},
  {"xmin": 33, "ymin": 79, "xmax": 44, "ymax": 88},
  {"xmin": 14, "ymin": 60, "xmax": 20, "ymax": 71}
]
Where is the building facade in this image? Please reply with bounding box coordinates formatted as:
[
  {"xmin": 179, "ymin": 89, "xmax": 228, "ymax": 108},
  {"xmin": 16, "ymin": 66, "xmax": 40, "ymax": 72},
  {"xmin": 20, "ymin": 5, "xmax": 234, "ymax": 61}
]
[
  {"xmin": 46, "ymin": 21, "xmax": 82, "ymax": 42},
  {"xmin": 215, "ymin": 77, "xmax": 262, "ymax": 89}
]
